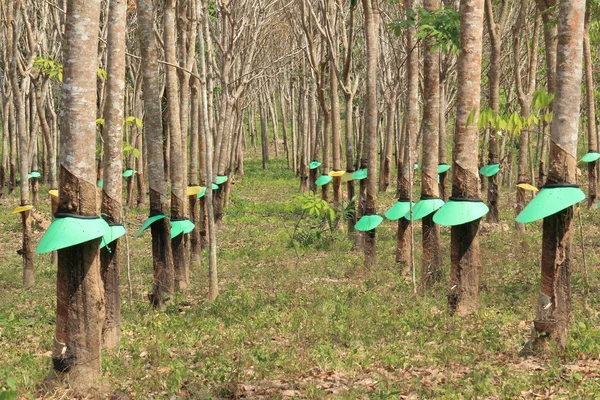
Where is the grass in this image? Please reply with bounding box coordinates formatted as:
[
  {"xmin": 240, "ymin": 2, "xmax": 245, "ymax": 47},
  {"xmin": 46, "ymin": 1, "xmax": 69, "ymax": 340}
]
[{"xmin": 1, "ymin": 153, "xmax": 600, "ymax": 398}]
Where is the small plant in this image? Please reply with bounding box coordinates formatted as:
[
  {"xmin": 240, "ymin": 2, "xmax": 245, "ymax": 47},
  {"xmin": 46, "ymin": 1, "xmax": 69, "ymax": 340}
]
[
  {"xmin": 0, "ymin": 377, "xmax": 17, "ymax": 400},
  {"xmin": 291, "ymin": 191, "xmax": 341, "ymax": 248}
]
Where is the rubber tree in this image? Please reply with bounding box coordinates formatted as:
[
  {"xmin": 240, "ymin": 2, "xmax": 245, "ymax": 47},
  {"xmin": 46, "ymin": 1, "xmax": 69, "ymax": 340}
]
[
  {"xmin": 583, "ymin": 6, "xmax": 597, "ymax": 208},
  {"xmin": 302, "ymin": 0, "xmax": 332, "ymax": 203},
  {"xmin": 361, "ymin": 0, "xmax": 380, "ymax": 268},
  {"xmin": 198, "ymin": 0, "xmax": 219, "ymax": 301},
  {"xmin": 514, "ymin": 0, "xmax": 539, "ymax": 232},
  {"xmin": 138, "ymin": 0, "xmax": 174, "ymax": 309},
  {"xmin": 535, "ymin": 0, "xmax": 557, "ymax": 187},
  {"xmin": 448, "ymin": 0, "xmax": 485, "ymax": 316},
  {"xmin": 528, "ymin": 0, "xmax": 585, "ymax": 352},
  {"xmin": 7, "ymin": 0, "xmax": 35, "ymax": 287},
  {"xmin": 48, "ymin": 0, "xmax": 104, "ymax": 390},
  {"xmin": 483, "ymin": 0, "xmax": 508, "ymax": 224},
  {"xmin": 397, "ymin": 0, "xmax": 419, "ymax": 266},
  {"xmin": 100, "ymin": 0, "xmax": 126, "ymax": 349},
  {"xmin": 421, "ymin": 0, "xmax": 441, "ymax": 288},
  {"xmin": 164, "ymin": 0, "xmax": 189, "ymax": 292}
]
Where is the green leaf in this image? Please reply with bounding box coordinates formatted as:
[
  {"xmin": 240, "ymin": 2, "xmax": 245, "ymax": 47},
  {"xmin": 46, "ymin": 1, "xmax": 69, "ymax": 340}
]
[
  {"xmin": 96, "ymin": 118, "xmax": 105, "ymax": 126},
  {"xmin": 466, "ymin": 107, "xmax": 477, "ymax": 128},
  {"xmin": 98, "ymin": 68, "xmax": 108, "ymax": 79},
  {"xmin": 133, "ymin": 148, "xmax": 140, "ymax": 158}
]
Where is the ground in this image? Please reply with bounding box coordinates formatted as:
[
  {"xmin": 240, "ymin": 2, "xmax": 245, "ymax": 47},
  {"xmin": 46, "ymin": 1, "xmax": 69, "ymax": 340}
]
[{"xmin": 1, "ymin": 155, "xmax": 600, "ymax": 399}]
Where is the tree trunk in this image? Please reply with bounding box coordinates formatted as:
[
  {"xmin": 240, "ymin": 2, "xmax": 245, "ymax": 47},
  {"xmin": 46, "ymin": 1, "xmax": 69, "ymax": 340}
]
[
  {"xmin": 397, "ymin": 0, "xmax": 419, "ymax": 266},
  {"xmin": 535, "ymin": 0, "xmax": 557, "ymax": 95},
  {"xmin": 528, "ymin": 0, "xmax": 584, "ymax": 352},
  {"xmin": 0, "ymin": 101, "xmax": 8, "ymax": 198},
  {"xmin": 48, "ymin": 0, "xmax": 104, "ymax": 390},
  {"xmin": 260, "ymin": 97, "xmax": 269, "ymax": 169},
  {"xmin": 361, "ymin": 0, "xmax": 380, "ymax": 268},
  {"xmin": 379, "ymin": 102, "xmax": 395, "ymax": 193},
  {"xmin": 100, "ymin": 0, "xmax": 126, "ymax": 350},
  {"xmin": 583, "ymin": 11, "xmax": 596, "ymax": 208},
  {"xmin": 484, "ymin": 0, "xmax": 507, "ymax": 224},
  {"xmin": 439, "ymin": 83, "xmax": 448, "ymax": 201},
  {"xmin": 7, "ymin": 0, "xmax": 34, "ymax": 288},
  {"xmin": 138, "ymin": 0, "xmax": 174, "ymax": 309},
  {"xmin": 448, "ymin": 0, "xmax": 485, "ymax": 317},
  {"xmin": 189, "ymin": 75, "xmax": 202, "ymax": 268},
  {"xmin": 330, "ymin": 58, "xmax": 342, "ymax": 210},
  {"xmin": 198, "ymin": 0, "xmax": 218, "ymax": 300},
  {"xmin": 344, "ymin": 91, "xmax": 356, "ymax": 240},
  {"xmin": 164, "ymin": 0, "xmax": 189, "ymax": 292},
  {"xmin": 421, "ymin": 0, "xmax": 441, "ymax": 288}
]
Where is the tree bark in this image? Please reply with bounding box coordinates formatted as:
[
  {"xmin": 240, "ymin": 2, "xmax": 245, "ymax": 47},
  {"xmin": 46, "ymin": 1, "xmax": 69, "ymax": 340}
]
[
  {"xmin": 164, "ymin": 0, "xmax": 189, "ymax": 292},
  {"xmin": 449, "ymin": 0, "xmax": 485, "ymax": 316},
  {"xmin": 100, "ymin": 0, "xmax": 126, "ymax": 350},
  {"xmin": 484, "ymin": 0, "xmax": 507, "ymax": 224},
  {"xmin": 361, "ymin": 0, "xmax": 380, "ymax": 268},
  {"xmin": 138, "ymin": 0, "xmax": 174, "ymax": 309},
  {"xmin": 48, "ymin": 0, "xmax": 104, "ymax": 390},
  {"xmin": 421, "ymin": 0, "xmax": 441, "ymax": 289},
  {"xmin": 198, "ymin": 0, "xmax": 219, "ymax": 301},
  {"xmin": 528, "ymin": 0, "xmax": 584, "ymax": 352},
  {"xmin": 514, "ymin": 6, "xmax": 539, "ymax": 234},
  {"xmin": 583, "ymin": 9, "xmax": 596, "ymax": 208},
  {"xmin": 7, "ymin": 0, "xmax": 34, "ymax": 288},
  {"xmin": 397, "ymin": 0, "xmax": 419, "ymax": 266}
]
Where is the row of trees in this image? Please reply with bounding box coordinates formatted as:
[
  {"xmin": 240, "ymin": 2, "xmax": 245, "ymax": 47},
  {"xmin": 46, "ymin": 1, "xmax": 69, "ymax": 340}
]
[{"xmin": 0, "ymin": 0, "xmax": 594, "ymax": 392}]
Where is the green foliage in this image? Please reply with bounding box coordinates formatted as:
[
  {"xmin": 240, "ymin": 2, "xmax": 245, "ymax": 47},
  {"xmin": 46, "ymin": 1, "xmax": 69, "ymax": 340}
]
[
  {"xmin": 0, "ymin": 378, "xmax": 16, "ymax": 400},
  {"xmin": 124, "ymin": 115, "xmax": 143, "ymax": 129},
  {"xmin": 33, "ymin": 57, "xmax": 108, "ymax": 82},
  {"xmin": 123, "ymin": 142, "xmax": 140, "ymax": 158},
  {"xmin": 97, "ymin": 68, "xmax": 108, "ymax": 80},
  {"xmin": 290, "ymin": 191, "xmax": 355, "ymax": 248},
  {"xmin": 292, "ymin": 191, "xmax": 337, "ymax": 247},
  {"xmin": 532, "ymin": 88, "xmax": 554, "ymax": 113},
  {"xmin": 390, "ymin": 7, "xmax": 460, "ymax": 55},
  {"xmin": 33, "ymin": 56, "xmax": 62, "ymax": 82},
  {"xmin": 466, "ymin": 107, "xmax": 477, "ymax": 128},
  {"xmin": 475, "ymin": 89, "xmax": 553, "ymax": 138}
]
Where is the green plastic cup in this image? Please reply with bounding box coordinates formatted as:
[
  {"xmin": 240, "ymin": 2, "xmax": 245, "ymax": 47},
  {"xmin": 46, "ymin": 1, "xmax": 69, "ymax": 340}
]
[
  {"xmin": 170, "ymin": 219, "xmax": 195, "ymax": 238},
  {"xmin": 100, "ymin": 224, "xmax": 126, "ymax": 248},
  {"xmin": 36, "ymin": 214, "xmax": 110, "ymax": 254},
  {"xmin": 351, "ymin": 169, "xmax": 367, "ymax": 180},
  {"xmin": 384, "ymin": 200, "xmax": 413, "ymax": 221},
  {"xmin": 580, "ymin": 152, "xmax": 600, "ymax": 163},
  {"xmin": 308, "ymin": 161, "xmax": 321, "ymax": 170},
  {"xmin": 437, "ymin": 164, "xmax": 450, "ymax": 174},
  {"xmin": 355, "ymin": 214, "xmax": 383, "ymax": 231},
  {"xmin": 405, "ymin": 198, "xmax": 445, "ymax": 221},
  {"xmin": 433, "ymin": 198, "xmax": 489, "ymax": 226},
  {"xmin": 516, "ymin": 184, "xmax": 585, "ymax": 223},
  {"xmin": 134, "ymin": 214, "xmax": 166, "ymax": 237},
  {"xmin": 479, "ymin": 164, "xmax": 500, "ymax": 177},
  {"xmin": 315, "ymin": 175, "xmax": 333, "ymax": 186}
]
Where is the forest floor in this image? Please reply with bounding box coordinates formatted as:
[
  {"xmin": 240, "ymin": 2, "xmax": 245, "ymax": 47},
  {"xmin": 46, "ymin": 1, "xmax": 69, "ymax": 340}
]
[{"xmin": 2, "ymin": 154, "xmax": 600, "ymax": 399}]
